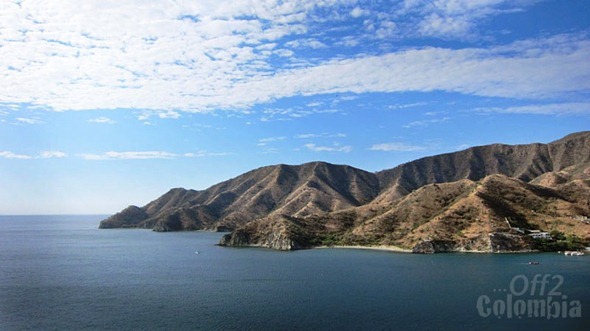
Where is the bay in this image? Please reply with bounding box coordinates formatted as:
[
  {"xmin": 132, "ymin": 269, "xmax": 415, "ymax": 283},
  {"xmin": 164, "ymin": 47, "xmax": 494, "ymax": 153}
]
[{"xmin": 1, "ymin": 216, "xmax": 588, "ymax": 330}]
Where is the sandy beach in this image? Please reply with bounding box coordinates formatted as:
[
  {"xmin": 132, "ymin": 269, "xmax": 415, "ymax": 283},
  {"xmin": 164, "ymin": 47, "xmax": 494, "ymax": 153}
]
[{"xmin": 317, "ymin": 245, "xmax": 412, "ymax": 253}]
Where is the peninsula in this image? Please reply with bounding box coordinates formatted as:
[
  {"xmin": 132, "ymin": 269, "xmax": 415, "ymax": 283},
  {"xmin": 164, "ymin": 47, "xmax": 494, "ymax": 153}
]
[{"xmin": 100, "ymin": 131, "xmax": 590, "ymax": 253}]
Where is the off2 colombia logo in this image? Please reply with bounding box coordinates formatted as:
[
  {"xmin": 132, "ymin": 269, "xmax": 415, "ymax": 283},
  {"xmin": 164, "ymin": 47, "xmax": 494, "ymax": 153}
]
[{"xmin": 476, "ymin": 274, "xmax": 582, "ymax": 319}]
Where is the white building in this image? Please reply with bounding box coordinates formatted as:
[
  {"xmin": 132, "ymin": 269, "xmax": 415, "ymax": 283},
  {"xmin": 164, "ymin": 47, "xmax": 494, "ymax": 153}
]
[{"xmin": 528, "ymin": 231, "xmax": 552, "ymax": 240}]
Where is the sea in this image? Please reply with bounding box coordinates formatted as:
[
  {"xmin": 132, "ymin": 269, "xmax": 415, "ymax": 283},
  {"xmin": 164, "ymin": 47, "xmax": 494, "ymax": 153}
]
[{"xmin": 1, "ymin": 215, "xmax": 589, "ymax": 331}]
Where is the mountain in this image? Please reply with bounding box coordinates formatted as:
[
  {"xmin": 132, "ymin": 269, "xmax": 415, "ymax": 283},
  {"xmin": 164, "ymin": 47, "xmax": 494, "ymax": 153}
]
[
  {"xmin": 100, "ymin": 131, "xmax": 590, "ymax": 252},
  {"xmin": 100, "ymin": 162, "xmax": 381, "ymax": 231}
]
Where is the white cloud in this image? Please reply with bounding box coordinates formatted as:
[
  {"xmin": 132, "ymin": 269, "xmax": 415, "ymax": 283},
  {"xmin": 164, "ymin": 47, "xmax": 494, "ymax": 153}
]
[
  {"xmin": 157, "ymin": 110, "xmax": 181, "ymax": 119},
  {"xmin": 474, "ymin": 102, "xmax": 590, "ymax": 115},
  {"xmin": 388, "ymin": 102, "xmax": 431, "ymax": 110},
  {"xmin": 0, "ymin": 150, "xmax": 67, "ymax": 159},
  {"xmin": 239, "ymin": 34, "xmax": 590, "ymax": 102},
  {"xmin": 39, "ymin": 151, "xmax": 67, "ymax": 158},
  {"xmin": 183, "ymin": 150, "xmax": 231, "ymax": 157},
  {"xmin": 350, "ymin": 7, "xmax": 368, "ymax": 18},
  {"xmin": 137, "ymin": 110, "xmax": 181, "ymax": 121},
  {"xmin": 15, "ymin": 117, "xmax": 42, "ymax": 124},
  {"xmin": 403, "ymin": 116, "xmax": 450, "ymax": 128},
  {"xmin": 260, "ymin": 106, "xmax": 342, "ymax": 121},
  {"xmin": 304, "ymin": 143, "xmax": 352, "ymax": 153},
  {"xmin": 0, "ymin": 1, "xmax": 587, "ymax": 114},
  {"xmin": 88, "ymin": 117, "xmax": 116, "ymax": 124},
  {"xmin": 258, "ymin": 136, "xmax": 287, "ymax": 146},
  {"xmin": 370, "ymin": 142, "xmax": 426, "ymax": 152},
  {"xmin": 418, "ymin": 13, "xmax": 472, "ymax": 39},
  {"xmin": 0, "ymin": 151, "xmax": 32, "ymax": 159},
  {"xmin": 401, "ymin": 0, "xmax": 529, "ymax": 39},
  {"xmin": 80, "ymin": 151, "xmax": 178, "ymax": 160},
  {"xmin": 285, "ymin": 38, "xmax": 328, "ymax": 49},
  {"xmin": 79, "ymin": 150, "xmax": 229, "ymax": 160},
  {"xmin": 273, "ymin": 49, "xmax": 295, "ymax": 57},
  {"xmin": 295, "ymin": 133, "xmax": 346, "ymax": 139}
]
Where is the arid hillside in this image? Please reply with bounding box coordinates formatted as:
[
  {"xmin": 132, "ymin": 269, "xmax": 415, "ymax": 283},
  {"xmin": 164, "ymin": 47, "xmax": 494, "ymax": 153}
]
[{"xmin": 101, "ymin": 131, "xmax": 590, "ymax": 252}]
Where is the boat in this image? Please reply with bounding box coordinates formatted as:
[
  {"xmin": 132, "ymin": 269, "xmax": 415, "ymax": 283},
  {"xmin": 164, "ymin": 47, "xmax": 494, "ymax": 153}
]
[
  {"xmin": 528, "ymin": 261, "xmax": 540, "ymax": 265},
  {"xmin": 565, "ymin": 251, "xmax": 585, "ymax": 256}
]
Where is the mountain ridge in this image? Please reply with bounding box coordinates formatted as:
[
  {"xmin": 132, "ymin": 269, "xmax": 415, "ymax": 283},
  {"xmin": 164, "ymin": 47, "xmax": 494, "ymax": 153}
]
[{"xmin": 100, "ymin": 131, "xmax": 590, "ymax": 252}]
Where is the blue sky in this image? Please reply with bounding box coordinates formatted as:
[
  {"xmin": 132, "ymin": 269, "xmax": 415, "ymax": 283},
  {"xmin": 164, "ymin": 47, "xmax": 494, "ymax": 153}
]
[{"xmin": 1, "ymin": 0, "xmax": 589, "ymax": 214}]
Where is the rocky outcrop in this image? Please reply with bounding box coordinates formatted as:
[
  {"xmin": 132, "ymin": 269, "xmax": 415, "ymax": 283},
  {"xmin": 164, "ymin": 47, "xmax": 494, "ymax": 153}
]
[
  {"xmin": 218, "ymin": 215, "xmax": 315, "ymax": 250},
  {"xmin": 214, "ymin": 225, "xmax": 233, "ymax": 232},
  {"xmin": 412, "ymin": 240, "xmax": 458, "ymax": 253},
  {"xmin": 99, "ymin": 205, "xmax": 148, "ymax": 228},
  {"xmin": 218, "ymin": 229, "xmax": 251, "ymax": 247},
  {"xmin": 410, "ymin": 233, "xmax": 534, "ymax": 253},
  {"xmin": 488, "ymin": 232, "xmax": 533, "ymax": 253}
]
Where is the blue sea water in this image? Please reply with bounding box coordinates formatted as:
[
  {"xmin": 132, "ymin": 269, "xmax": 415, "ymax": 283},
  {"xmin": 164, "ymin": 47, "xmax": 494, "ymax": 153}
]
[{"xmin": 0, "ymin": 215, "xmax": 589, "ymax": 331}]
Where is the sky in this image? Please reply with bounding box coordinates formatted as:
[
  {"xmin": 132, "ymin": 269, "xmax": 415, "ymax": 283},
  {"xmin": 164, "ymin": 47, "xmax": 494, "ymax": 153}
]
[{"xmin": 1, "ymin": 0, "xmax": 589, "ymax": 214}]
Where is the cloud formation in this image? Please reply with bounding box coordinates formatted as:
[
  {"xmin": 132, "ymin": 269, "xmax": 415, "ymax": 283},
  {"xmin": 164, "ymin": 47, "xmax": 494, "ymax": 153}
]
[
  {"xmin": 15, "ymin": 117, "xmax": 42, "ymax": 125},
  {"xmin": 88, "ymin": 117, "xmax": 116, "ymax": 124},
  {"xmin": 39, "ymin": 151, "xmax": 68, "ymax": 158},
  {"xmin": 80, "ymin": 151, "xmax": 179, "ymax": 160},
  {"xmin": 2, "ymin": 1, "xmax": 585, "ymax": 115},
  {"xmin": 475, "ymin": 102, "xmax": 590, "ymax": 115},
  {"xmin": 370, "ymin": 142, "xmax": 427, "ymax": 152},
  {"xmin": 0, "ymin": 150, "xmax": 68, "ymax": 159},
  {"xmin": 0, "ymin": 151, "xmax": 32, "ymax": 159},
  {"xmin": 258, "ymin": 136, "xmax": 287, "ymax": 146},
  {"xmin": 304, "ymin": 143, "xmax": 352, "ymax": 153},
  {"xmin": 403, "ymin": 117, "xmax": 451, "ymax": 128},
  {"xmin": 79, "ymin": 150, "xmax": 230, "ymax": 160}
]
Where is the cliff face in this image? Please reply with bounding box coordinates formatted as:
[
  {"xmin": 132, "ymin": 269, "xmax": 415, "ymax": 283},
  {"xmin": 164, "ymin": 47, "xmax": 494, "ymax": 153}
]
[
  {"xmin": 100, "ymin": 131, "xmax": 590, "ymax": 252},
  {"xmin": 218, "ymin": 214, "xmax": 320, "ymax": 250}
]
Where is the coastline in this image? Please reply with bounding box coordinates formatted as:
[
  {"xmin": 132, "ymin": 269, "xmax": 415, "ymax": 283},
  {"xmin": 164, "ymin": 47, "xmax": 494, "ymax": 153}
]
[
  {"xmin": 316, "ymin": 245, "xmax": 412, "ymax": 253},
  {"xmin": 314, "ymin": 245, "xmax": 546, "ymax": 254}
]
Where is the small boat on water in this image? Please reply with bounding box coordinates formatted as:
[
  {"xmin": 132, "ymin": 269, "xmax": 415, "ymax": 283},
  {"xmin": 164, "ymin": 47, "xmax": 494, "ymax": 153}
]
[
  {"xmin": 564, "ymin": 251, "xmax": 585, "ymax": 256},
  {"xmin": 528, "ymin": 261, "xmax": 540, "ymax": 265}
]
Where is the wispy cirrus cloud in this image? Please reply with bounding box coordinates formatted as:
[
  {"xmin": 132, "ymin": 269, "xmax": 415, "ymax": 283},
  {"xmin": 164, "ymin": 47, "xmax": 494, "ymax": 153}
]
[
  {"xmin": 39, "ymin": 151, "xmax": 68, "ymax": 158},
  {"xmin": 79, "ymin": 150, "xmax": 229, "ymax": 160},
  {"xmin": 295, "ymin": 133, "xmax": 346, "ymax": 139},
  {"xmin": 0, "ymin": 150, "xmax": 68, "ymax": 159},
  {"xmin": 474, "ymin": 102, "xmax": 590, "ymax": 115},
  {"xmin": 15, "ymin": 117, "xmax": 42, "ymax": 125},
  {"xmin": 403, "ymin": 116, "xmax": 451, "ymax": 128},
  {"xmin": 369, "ymin": 142, "xmax": 427, "ymax": 152},
  {"xmin": 388, "ymin": 102, "xmax": 431, "ymax": 110},
  {"xmin": 88, "ymin": 117, "xmax": 116, "ymax": 124},
  {"xmin": 257, "ymin": 136, "xmax": 287, "ymax": 146},
  {"xmin": 183, "ymin": 151, "xmax": 232, "ymax": 158},
  {"xmin": 260, "ymin": 106, "xmax": 341, "ymax": 122},
  {"xmin": 0, "ymin": 151, "xmax": 32, "ymax": 159},
  {"xmin": 80, "ymin": 151, "xmax": 178, "ymax": 160},
  {"xmin": 304, "ymin": 143, "xmax": 352, "ymax": 153}
]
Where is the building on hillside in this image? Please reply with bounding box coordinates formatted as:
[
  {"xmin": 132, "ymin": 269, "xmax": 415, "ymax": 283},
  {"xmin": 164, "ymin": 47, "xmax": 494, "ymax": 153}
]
[{"xmin": 527, "ymin": 230, "xmax": 552, "ymax": 240}]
